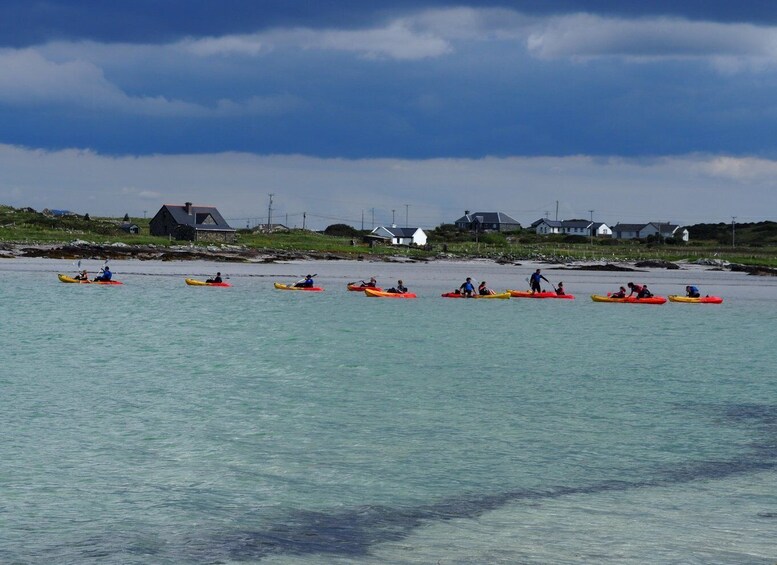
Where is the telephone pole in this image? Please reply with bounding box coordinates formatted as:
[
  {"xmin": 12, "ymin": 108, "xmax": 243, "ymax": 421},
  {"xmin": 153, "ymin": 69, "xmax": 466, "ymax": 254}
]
[
  {"xmin": 392, "ymin": 209, "xmax": 395, "ymax": 225},
  {"xmin": 267, "ymin": 193, "xmax": 274, "ymax": 232},
  {"xmin": 732, "ymin": 216, "xmax": 737, "ymax": 248},
  {"xmin": 405, "ymin": 204, "xmax": 409, "ymax": 227},
  {"xmin": 589, "ymin": 210, "xmax": 594, "ymax": 245}
]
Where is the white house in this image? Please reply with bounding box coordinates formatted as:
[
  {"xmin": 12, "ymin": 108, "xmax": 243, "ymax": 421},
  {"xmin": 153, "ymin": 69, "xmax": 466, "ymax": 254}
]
[
  {"xmin": 531, "ymin": 218, "xmax": 612, "ymax": 237},
  {"xmin": 370, "ymin": 226, "xmax": 428, "ymax": 246},
  {"xmin": 612, "ymin": 222, "xmax": 689, "ymax": 242}
]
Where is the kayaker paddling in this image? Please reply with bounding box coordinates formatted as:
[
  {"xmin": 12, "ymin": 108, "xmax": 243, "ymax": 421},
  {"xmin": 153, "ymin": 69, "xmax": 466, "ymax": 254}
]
[
  {"xmin": 94, "ymin": 266, "xmax": 112, "ymax": 282},
  {"xmin": 478, "ymin": 281, "xmax": 495, "ymax": 295}
]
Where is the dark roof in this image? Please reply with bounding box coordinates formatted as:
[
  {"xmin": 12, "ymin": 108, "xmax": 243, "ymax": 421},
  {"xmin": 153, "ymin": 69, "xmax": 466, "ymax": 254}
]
[
  {"xmin": 561, "ymin": 220, "xmax": 592, "ymax": 229},
  {"xmin": 160, "ymin": 204, "xmax": 234, "ymax": 231},
  {"xmin": 455, "ymin": 212, "xmax": 520, "ymax": 225},
  {"xmin": 613, "ymin": 223, "xmax": 646, "ymax": 232},
  {"xmin": 382, "ymin": 226, "xmax": 423, "ymax": 237}
]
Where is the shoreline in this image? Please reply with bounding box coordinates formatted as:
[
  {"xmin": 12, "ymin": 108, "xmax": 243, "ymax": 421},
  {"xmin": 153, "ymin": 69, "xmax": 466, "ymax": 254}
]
[{"xmin": 1, "ymin": 241, "xmax": 776, "ymax": 276}]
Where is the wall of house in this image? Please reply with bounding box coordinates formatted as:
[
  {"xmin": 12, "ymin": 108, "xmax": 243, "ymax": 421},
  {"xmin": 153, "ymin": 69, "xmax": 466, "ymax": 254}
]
[{"xmin": 196, "ymin": 230, "xmax": 236, "ymax": 243}]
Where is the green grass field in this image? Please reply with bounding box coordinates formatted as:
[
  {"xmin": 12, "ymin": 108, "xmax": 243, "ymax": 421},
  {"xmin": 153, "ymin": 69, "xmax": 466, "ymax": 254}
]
[{"xmin": 2, "ymin": 205, "xmax": 776, "ymax": 267}]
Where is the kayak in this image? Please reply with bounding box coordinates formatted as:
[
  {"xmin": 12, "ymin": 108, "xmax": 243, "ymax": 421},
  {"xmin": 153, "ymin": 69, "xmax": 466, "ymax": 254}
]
[
  {"xmin": 508, "ymin": 290, "xmax": 574, "ymax": 300},
  {"xmin": 441, "ymin": 292, "xmax": 510, "ymax": 299},
  {"xmin": 591, "ymin": 294, "xmax": 667, "ymax": 304},
  {"xmin": 274, "ymin": 282, "xmax": 324, "ymax": 291},
  {"xmin": 185, "ymin": 278, "xmax": 231, "ymax": 287},
  {"xmin": 668, "ymin": 295, "xmax": 723, "ymax": 304},
  {"xmin": 364, "ymin": 288, "xmax": 417, "ymax": 298},
  {"xmin": 58, "ymin": 274, "xmax": 123, "ymax": 285},
  {"xmin": 347, "ymin": 283, "xmax": 383, "ymax": 292}
]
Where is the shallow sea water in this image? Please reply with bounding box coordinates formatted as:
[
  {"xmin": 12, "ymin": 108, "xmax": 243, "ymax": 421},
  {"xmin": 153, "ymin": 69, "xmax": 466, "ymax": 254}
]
[{"xmin": 1, "ymin": 258, "xmax": 776, "ymax": 564}]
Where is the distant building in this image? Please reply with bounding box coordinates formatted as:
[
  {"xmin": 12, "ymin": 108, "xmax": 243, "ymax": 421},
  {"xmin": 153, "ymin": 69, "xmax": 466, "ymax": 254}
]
[
  {"xmin": 149, "ymin": 202, "xmax": 236, "ymax": 242},
  {"xmin": 612, "ymin": 222, "xmax": 688, "ymax": 242},
  {"xmin": 369, "ymin": 226, "xmax": 428, "ymax": 246},
  {"xmin": 120, "ymin": 222, "xmax": 139, "ymax": 234},
  {"xmin": 531, "ymin": 218, "xmax": 612, "ymax": 237},
  {"xmin": 454, "ymin": 211, "xmax": 521, "ymax": 232}
]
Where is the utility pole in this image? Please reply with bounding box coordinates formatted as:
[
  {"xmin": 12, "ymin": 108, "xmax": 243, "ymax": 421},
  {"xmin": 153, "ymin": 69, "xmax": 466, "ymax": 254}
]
[
  {"xmin": 732, "ymin": 216, "xmax": 737, "ymax": 248},
  {"xmin": 556, "ymin": 200, "xmax": 559, "ymax": 222},
  {"xmin": 589, "ymin": 210, "xmax": 594, "ymax": 245},
  {"xmin": 302, "ymin": 211, "xmax": 306, "ymax": 230},
  {"xmin": 392, "ymin": 209, "xmax": 395, "ymax": 226},
  {"xmin": 361, "ymin": 210, "xmax": 364, "ymax": 231},
  {"xmin": 267, "ymin": 193, "xmax": 274, "ymax": 233},
  {"xmin": 405, "ymin": 204, "xmax": 409, "ymax": 228},
  {"xmin": 371, "ymin": 208, "xmax": 375, "ymax": 229}
]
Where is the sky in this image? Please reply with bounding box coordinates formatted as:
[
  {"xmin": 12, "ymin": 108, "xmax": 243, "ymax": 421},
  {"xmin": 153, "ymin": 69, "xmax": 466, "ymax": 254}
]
[{"xmin": 2, "ymin": 1, "xmax": 777, "ymax": 230}]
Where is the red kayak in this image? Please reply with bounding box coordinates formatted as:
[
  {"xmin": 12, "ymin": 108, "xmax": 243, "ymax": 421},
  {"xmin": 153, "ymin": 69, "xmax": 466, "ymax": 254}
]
[{"xmin": 508, "ymin": 290, "xmax": 574, "ymax": 300}]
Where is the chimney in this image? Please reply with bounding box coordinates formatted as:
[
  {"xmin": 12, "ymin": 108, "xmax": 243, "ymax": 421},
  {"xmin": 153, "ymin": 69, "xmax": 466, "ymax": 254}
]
[
  {"xmin": 184, "ymin": 202, "xmax": 192, "ymax": 214},
  {"xmin": 464, "ymin": 210, "xmax": 470, "ymax": 216}
]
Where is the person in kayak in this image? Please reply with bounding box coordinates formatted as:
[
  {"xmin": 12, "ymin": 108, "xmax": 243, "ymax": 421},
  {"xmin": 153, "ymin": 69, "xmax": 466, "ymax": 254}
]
[
  {"xmin": 555, "ymin": 281, "xmax": 566, "ymax": 296},
  {"xmin": 478, "ymin": 281, "xmax": 495, "ymax": 295},
  {"xmin": 75, "ymin": 269, "xmax": 89, "ymax": 281},
  {"xmin": 361, "ymin": 277, "xmax": 377, "ymax": 287},
  {"xmin": 611, "ymin": 286, "xmax": 627, "ymax": 298},
  {"xmin": 387, "ymin": 280, "xmax": 408, "ymax": 294},
  {"xmin": 627, "ymin": 282, "xmax": 652, "ymax": 298},
  {"xmin": 295, "ymin": 274, "xmax": 314, "ymax": 288},
  {"xmin": 94, "ymin": 266, "xmax": 112, "ymax": 282},
  {"xmin": 459, "ymin": 277, "xmax": 477, "ymax": 297},
  {"xmin": 206, "ymin": 272, "xmax": 222, "ymax": 283},
  {"xmin": 686, "ymin": 285, "xmax": 701, "ymax": 298},
  {"xmin": 530, "ymin": 269, "xmax": 550, "ymax": 294}
]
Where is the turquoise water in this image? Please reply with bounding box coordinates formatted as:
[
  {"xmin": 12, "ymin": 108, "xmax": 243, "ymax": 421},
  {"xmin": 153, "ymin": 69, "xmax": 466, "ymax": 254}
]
[{"xmin": 1, "ymin": 258, "xmax": 776, "ymax": 564}]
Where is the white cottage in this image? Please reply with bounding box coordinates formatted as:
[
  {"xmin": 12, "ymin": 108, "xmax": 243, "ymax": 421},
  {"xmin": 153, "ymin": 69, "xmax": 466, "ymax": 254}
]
[{"xmin": 370, "ymin": 226, "xmax": 428, "ymax": 246}]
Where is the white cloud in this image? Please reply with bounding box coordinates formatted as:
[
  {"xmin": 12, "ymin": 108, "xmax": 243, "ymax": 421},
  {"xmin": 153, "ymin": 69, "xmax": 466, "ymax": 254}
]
[
  {"xmin": 526, "ymin": 14, "xmax": 777, "ymax": 65},
  {"xmin": 1, "ymin": 144, "xmax": 775, "ymax": 227},
  {"xmin": 181, "ymin": 21, "xmax": 453, "ymax": 60}
]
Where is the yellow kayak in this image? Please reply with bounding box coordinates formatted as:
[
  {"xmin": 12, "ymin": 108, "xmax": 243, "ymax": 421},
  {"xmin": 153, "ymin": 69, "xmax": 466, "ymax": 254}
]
[
  {"xmin": 185, "ymin": 278, "xmax": 231, "ymax": 287},
  {"xmin": 58, "ymin": 274, "xmax": 123, "ymax": 285},
  {"xmin": 441, "ymin": 291, "xmax": 510, "ymax": 299},
  {"xmin": 274, "ymin": 282, "xmax": 324, "ymax": 291}
]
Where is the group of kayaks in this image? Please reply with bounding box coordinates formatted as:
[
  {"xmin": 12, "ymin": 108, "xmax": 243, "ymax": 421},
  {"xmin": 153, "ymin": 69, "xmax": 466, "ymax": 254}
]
[{"xmin": 58, "ymin": 273, "xmax": 724, "ymax": 303}]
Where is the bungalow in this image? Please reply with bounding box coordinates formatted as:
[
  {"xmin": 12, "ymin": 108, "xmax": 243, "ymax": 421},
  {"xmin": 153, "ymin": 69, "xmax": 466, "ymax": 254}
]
[
  {"xmin": 369, "ymin": 225, "xmax": 428, "ymax": 246},
  {"xmin": 612, "ymin": 222, "xmax": 689, "ymax": 242},
  {"xmin": 454, "ymin": 211, "xmax": 521, "ymax": 232},
  {"xmin": 531, "ymin": 218, "xmax": 612, "ymax": 237},
  {"xmin": 149, "ymin": 202, "xmax": 236, "ymax": 243}
]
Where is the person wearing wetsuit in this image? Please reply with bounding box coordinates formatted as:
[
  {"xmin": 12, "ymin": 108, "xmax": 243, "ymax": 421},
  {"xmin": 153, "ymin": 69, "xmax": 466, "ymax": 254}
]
[
  {"xmin": 207, "ymin": 272, "xmax": 222, "ymax": 283},
  {"xmin": 388, "ymin": 280, "xmax": 407, "ymax": 294},
  {"xmin": 686, "ymin": 285, "xmax": 700, "ymax": 298},
  {"xmin": 611, "ymin": 286, "xmax": 627, "ymax": 298},
  {"xmin": 627, "ymin": 282, "xmax": 652, "ymax": 298},
  {"xmin": 94, "ymin": 267, "xmax": 112, "ymax": 282},
  {"xmin": 530, "ymin": 269, "xmax": 549, "ymax": 294},
  {"xmin": 295, "ymin": 275, "xmax": 314, "ymax": 288},
  {"xmin": 459, "ymin": 277, "xmax": 476, "ymax": 297},
  {"xmin": 478, "ymin": 281, "xmax": 494, "ymax": 295}
]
